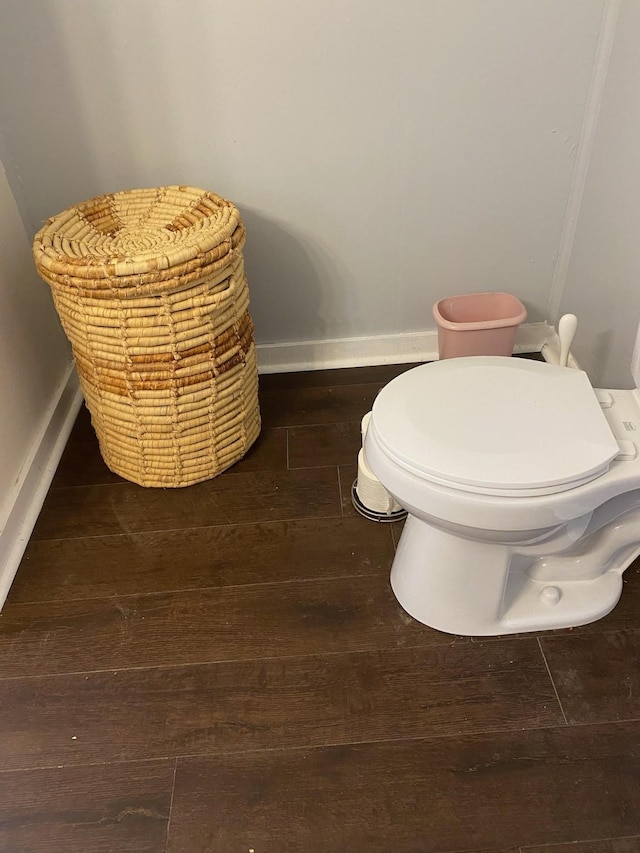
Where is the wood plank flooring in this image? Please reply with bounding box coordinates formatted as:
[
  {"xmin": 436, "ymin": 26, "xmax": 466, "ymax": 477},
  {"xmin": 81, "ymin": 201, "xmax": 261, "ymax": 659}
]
[{"xmin": 1, "ymin": 362, "xmax": 640, "ymax": 852}]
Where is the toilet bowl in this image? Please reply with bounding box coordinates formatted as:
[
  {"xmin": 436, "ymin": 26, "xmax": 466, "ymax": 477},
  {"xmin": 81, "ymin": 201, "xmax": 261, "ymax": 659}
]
[{"xmin": 364, "ymin": 356, "xmax": 640, "ymax": 636}]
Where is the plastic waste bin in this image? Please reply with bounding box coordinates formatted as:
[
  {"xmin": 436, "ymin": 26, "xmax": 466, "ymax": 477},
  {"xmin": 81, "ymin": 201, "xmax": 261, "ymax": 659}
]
[{"xmin": 433, "ymin": 291, "xmax": 527, "ymax": 359}]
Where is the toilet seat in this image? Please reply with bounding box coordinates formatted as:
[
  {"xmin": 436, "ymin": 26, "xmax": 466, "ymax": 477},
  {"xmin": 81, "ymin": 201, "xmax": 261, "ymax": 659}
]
[{"xmin": 371, "ymin": 357, "xmax": 620, "ymax": 498}]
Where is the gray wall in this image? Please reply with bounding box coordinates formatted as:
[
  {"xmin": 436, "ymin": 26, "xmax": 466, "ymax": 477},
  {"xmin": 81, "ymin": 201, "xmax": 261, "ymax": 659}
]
[
  {"xmin": 0, "ymin": 161, "xmax": 71, "ymax": 533},
  {"xmin": 0, "ymin": 0, "xmax": 604, "ymax": 346},
  {"xmin": 558, "ymin": 0, "xmax": 640, "ymax": 388}
]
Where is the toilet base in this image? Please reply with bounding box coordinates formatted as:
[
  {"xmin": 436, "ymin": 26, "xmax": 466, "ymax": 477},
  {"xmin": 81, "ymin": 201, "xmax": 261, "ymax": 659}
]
[{"xmin": 391, "ymin": 515, "xmax": 628, "ymax": 636}]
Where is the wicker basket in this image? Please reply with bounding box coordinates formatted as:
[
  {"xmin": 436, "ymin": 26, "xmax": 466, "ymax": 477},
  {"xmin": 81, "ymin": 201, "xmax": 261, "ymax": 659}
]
[{"xmin": 33, "ymin": 186, "xmax": 260, "ymax": 487}]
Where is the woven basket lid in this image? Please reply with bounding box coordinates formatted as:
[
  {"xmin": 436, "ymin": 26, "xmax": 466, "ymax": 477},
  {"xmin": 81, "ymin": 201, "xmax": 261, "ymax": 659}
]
[{"xmin": 33, "ymin": 186, "xmax": 242, "ymax": 284}]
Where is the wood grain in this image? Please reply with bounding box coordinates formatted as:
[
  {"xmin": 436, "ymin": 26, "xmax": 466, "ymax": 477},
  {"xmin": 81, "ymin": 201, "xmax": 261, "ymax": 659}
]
[
  {"xmin": 167, "ymin": 723, "xmax": 640, "ymax": 853},
  {"xmin": 31, "ymin": 466, "xmax": 342, "ymax": 541},
  {"xmin": 259, "ymin": 383, "xmax": 381, "ymax": 428},
  {"xmin": 0, "ymin": 574, "xmax": 447, "ymax": 678},
  {"xmin": 9, "ymin": 516, "xmax": 394, "ymax": 603},
  {"xmin": 525, "ymin": 839, "xmax": 640, "ymax": 853},
  {"xmin": 0, "ymin": 759, "xmax": 173, "ymax": 852},
  {"xmin": 541, "ymin": 628, "xmax": 640, "ymax": 723},
  {"xmin": 288, "ymin": 421, "xmax": 362, "ymax": 468},
  {"xmin": 0, "ymin": 639, "xmax": 561, "ymax": 770}
]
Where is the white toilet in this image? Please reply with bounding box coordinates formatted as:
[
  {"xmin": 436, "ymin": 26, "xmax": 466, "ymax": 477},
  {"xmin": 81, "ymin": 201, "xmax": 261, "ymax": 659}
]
[{"xmin": 365, "ymin": 355, "xmax": 640, "ymax": 636}]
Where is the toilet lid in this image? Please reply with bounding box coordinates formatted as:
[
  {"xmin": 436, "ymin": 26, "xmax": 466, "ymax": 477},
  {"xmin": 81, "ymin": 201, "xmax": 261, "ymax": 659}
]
[{"xmin": 371, "ymin": 357, "xmax": 619, "ymax": 496}]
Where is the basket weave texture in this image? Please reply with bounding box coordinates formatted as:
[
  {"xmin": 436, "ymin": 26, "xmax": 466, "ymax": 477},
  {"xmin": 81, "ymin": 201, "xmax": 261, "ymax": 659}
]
[{"xmin": 33, "ymin": 186, "xmax": 261, "ymax": 487}]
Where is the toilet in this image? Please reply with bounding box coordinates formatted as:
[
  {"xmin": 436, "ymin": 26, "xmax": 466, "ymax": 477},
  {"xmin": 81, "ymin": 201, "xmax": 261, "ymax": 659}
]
[{"xmin": 364, "ymin": 356, "xmax": 640, "ymax": 636}]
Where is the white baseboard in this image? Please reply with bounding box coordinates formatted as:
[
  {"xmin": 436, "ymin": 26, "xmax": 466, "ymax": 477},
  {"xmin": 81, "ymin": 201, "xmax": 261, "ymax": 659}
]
[
  {"xmin": 257, "ymin": 321, "xmax": 557, "ymax": 373},
  {"xmin": 0, "ymin": 363, "xmax": 83, "ymax": 609}
]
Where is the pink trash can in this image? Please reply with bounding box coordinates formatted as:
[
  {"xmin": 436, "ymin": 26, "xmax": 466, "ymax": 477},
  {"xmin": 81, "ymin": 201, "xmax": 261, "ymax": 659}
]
[{"xmin": 433, "ymin": 291, "xmax": 527, "ymax": 359}]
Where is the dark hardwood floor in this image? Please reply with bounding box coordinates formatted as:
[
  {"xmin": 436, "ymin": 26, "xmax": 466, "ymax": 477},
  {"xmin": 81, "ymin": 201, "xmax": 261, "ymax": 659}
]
[{"xmin": 1, "ymin": 362, "xmax": 640, "ymax": 853}]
